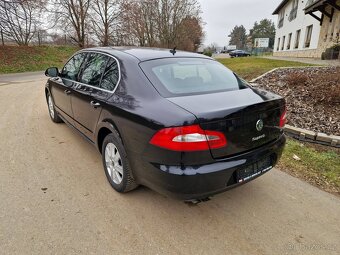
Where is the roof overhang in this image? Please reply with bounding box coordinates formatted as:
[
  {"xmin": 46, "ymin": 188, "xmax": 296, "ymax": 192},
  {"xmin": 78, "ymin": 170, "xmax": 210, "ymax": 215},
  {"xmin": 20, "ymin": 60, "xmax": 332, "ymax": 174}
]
[
  {"xmin": 305, "ymin": 0, "xmax": 340, "ymax": 24},
  {"xmin": 273, "ymin": 0, "xmax": 290, "ymax": 15}
]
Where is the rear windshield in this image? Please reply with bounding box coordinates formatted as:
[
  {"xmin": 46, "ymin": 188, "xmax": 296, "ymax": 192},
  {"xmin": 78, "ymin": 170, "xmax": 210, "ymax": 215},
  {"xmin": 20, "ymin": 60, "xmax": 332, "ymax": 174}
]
[{"xmin": 140, "ymin": 58, "xmax": 247, "ymax": 97}]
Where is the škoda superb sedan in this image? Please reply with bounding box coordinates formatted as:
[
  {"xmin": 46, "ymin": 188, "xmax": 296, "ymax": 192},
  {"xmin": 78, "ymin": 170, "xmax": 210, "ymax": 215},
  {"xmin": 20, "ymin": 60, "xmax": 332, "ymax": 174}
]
[{"xmin": 45, "ymin": 47, "xmax": 286, "ymax": 201}]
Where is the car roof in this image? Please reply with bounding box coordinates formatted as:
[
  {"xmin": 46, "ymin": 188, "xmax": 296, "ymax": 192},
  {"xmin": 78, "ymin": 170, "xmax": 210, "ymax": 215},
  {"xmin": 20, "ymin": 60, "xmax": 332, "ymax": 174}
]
[{"xmin": 83, "ymin": 46, "xmax": 212, "ymax": 61}]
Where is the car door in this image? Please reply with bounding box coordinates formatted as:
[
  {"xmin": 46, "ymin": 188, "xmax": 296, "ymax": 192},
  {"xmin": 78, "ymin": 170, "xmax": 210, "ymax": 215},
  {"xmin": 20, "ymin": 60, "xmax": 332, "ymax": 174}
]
[
  {"xmin": 50, "ymin": 52, "xmax": 87, "ymax": 125},
  {"xmin": 71, "ymin": 52, "xmax": 110, "ymax": 141}
]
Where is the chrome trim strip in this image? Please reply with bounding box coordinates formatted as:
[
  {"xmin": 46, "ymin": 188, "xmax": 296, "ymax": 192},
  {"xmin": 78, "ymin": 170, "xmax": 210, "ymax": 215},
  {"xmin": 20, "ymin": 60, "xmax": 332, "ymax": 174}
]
[
  {"xmin": 60, "ymin": 50, "xmax": 122, "ymax": 94},
  {"xmin": 63, "ymin": 78, "xmax": 117, "ymax": 94}
]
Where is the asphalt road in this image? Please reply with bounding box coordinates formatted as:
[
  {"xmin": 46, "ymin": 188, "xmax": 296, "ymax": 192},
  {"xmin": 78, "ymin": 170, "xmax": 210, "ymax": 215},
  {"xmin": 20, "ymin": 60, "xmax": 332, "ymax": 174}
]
[{"xmin": 0, "ymin": 73, "xmax": 339, "ymax": 255}]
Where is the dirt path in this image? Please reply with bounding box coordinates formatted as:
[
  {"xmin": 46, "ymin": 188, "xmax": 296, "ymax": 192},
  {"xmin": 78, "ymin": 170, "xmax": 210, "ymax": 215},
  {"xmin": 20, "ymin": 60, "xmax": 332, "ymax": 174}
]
[{"xmin": 0, "ymin": 75, "xmax": 339, "ymax": 255}]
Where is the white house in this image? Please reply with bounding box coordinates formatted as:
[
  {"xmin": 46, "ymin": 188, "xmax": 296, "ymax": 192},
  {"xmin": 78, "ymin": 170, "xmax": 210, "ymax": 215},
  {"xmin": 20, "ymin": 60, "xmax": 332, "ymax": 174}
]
[{"xmin": 273, "ymin": 0, "xmax": 322, "ymax": 57}]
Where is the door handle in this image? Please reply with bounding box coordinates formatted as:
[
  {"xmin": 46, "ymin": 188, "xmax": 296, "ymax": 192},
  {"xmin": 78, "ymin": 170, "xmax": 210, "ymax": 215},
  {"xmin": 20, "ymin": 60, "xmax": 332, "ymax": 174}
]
[
  {"xmin": 90, "ymin": 101, "xmax": 101, "ymax": 108},
  {"xmin": 64, "ymin": 89, "xmax": 71, "ymax": 95},
  {"xmin": 51, "ymin": 77, "xmax": 61, "ymax": 82}
]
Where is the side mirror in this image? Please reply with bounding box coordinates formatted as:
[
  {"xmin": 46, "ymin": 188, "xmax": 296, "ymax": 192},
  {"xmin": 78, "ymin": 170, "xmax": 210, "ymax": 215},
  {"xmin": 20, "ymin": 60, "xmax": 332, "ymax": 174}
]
[{"xmin": 45, "ymin": 67, "xmax": 59, "ymax": 77}]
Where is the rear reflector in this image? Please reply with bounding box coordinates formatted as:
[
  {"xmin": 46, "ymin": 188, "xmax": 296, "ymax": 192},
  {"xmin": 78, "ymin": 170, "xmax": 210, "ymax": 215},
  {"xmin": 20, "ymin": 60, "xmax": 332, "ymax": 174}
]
[
  {"xmin": 150, "ymin": 125, "xmax": 227, "ymax": 151},
  {"xmin": 279, "ymin": 107, "xmax": 287, "ymax": 128}
]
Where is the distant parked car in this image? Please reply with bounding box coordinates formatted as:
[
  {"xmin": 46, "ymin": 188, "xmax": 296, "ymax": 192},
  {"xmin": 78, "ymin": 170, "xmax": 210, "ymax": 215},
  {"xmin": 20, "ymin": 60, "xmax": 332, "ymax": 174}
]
[
  {"xmin": 221, "ymin": 49, "xmax": 235, "ymax": 54},
  {"xmin": 229, "ymin": 50, "xmax": 251, "ymax": 57}
]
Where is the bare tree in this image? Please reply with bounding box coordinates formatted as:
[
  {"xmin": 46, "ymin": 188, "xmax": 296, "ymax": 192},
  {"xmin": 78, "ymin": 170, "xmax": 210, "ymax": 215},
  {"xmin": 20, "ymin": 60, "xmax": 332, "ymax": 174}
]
[
  {"xmin": 176, "ymin": 16, "xmax": 204, "ymax": 51},
  {"xmin": 120, "ymin": 0, "xmax": 203, "ymax": 50},
  {"xmin": 0, "ymin": 0, "xmax": 46, "ymax": 46},
  {"xmin": 54, "ymin": 0, "xmax": 91, "ymax": 47},
  {"xmin": 90, "ymin": 0, "xmax": 121, "ymax": 46},
  {"xmin": 120, "ymin": 0, "xmax": 155, "ymax": 47}
]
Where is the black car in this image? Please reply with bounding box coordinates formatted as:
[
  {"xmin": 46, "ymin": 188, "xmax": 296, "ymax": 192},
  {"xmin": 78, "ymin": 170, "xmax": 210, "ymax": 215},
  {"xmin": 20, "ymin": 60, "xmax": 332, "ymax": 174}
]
[
  {"xmin": 45, "ymin": 47, "xmax": 286, "ymax": 201},
  {"xmin": 229, "ymin": 50, "xmax": 251, "ymax": 57}
]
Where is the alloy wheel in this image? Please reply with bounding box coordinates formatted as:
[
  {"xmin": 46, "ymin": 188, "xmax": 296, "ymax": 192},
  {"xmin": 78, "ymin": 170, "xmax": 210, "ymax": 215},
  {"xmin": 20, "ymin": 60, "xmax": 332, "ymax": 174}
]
[
  {"xmin": 105, "ymin": 143, "xmax": 123, "ymax": 184},
  {"xmin": 48, "ymin": 95, "xmax": 55, "ymax": 119}
]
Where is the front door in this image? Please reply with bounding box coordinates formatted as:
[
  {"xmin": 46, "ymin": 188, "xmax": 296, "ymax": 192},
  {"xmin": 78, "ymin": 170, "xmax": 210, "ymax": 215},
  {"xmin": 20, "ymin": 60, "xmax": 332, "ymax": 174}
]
[
  {"xmin": 51, "ymin": 52, "xmax": 87, "ymax": 125},
  {"xmin": 49, "ymin": 77, "xmax": 74, "ymax": 124}
]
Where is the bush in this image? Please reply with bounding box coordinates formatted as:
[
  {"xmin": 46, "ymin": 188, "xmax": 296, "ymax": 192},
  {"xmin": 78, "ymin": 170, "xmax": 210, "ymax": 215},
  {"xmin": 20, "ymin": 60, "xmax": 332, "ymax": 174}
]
[
  {"xmin": 203, "ymin": 51, "xmax": 212, "ymax": 57},
  {"xmin": 322, "ymin": 44, "xmax": 340, "ymax": 60},
  {"xmin": 331, "ymin": 44, "xmax": 340, "ymax": 51},
  {"xmin": 284, "ymin": 73, "xmax": 308, "ymax": 87}
]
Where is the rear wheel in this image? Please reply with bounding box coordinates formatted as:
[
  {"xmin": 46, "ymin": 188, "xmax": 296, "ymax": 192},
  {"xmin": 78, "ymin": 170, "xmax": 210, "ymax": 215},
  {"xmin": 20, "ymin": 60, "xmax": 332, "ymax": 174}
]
[
  {"xmin": 47, "ymin": 93, "xmax": 62, "ymax": 123},
  {"xmin": 102, "ymin": 131, "xmax": 138, "ymax": 193}
]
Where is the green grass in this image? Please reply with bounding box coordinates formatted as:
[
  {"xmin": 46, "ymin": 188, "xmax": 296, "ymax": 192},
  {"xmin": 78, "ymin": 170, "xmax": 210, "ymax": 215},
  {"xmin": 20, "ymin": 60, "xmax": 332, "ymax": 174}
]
[
  {"xmin": 279, "ymin": 139, "xmax": 340, "ymax": 193},
  {"xmin": 0, "ymin": 45, "xmax": 79, "ymax": 74},
  {"xmin": 218, "ymin": 57, "xmax": 315, "ymax": 81}
]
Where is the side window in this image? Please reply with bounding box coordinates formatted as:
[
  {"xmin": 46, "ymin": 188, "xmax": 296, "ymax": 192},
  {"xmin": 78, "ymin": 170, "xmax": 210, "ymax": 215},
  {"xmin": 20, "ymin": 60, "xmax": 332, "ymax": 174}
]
[
  {"xmin": 79, "ymin": 53, "xmax": 108, "ymax": 87},
  {"xmin": 100, "ymin": 57, "xmax": 120, "ymax": 91},
  {"xmin": 61, "ymin": 53, "xmax": 86, "ymax": 81}
]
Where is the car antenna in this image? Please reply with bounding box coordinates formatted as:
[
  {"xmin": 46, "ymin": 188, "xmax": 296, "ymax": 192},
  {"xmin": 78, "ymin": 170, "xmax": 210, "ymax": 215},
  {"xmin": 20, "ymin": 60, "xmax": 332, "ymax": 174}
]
[{"xmin": 170, "ymin": 46, "xmax": 177, "ymax": 55}]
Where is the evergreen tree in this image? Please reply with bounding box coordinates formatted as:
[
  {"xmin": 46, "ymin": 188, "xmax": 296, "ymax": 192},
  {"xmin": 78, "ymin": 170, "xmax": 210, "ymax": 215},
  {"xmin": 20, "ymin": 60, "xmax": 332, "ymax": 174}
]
[
  {"xmin": 249, "ymin": 19, "xmax": 276, "ymax": 48},
  {"xmin": 228, "ymin": 25, "xmax": 247, "ymax": 50}
]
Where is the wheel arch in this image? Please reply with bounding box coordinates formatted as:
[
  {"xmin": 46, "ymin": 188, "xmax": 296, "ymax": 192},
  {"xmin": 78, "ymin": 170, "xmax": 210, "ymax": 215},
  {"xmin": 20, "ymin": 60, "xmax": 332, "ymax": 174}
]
[
  {"xmin": 45, "ymin": 87, "xmax": 50, "ymax": 100},
  {"xmin": 96, "ymin": 120, "xmax": 122, "ymax": 154}
]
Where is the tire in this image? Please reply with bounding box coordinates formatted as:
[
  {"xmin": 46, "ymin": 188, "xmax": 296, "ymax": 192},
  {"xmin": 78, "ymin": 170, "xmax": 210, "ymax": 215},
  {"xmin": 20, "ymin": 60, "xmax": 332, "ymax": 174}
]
[
  {"xmin": 47, "ymin": 93, "xmax": 63, "ymax": 123},
  {"xmin": 102, "ymin": 131, "xmax": 138, "ymax": 193}
]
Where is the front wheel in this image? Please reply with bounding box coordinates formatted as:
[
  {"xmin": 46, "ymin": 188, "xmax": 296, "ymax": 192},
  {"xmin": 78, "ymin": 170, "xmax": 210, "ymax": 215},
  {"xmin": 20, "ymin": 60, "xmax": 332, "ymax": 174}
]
[
  {"xmin": 102, "ymin": 131, "xmax": 138, "ymax": 193},
  {"xmin": 47, "ymin": 93, "xmax": 63, "ymax": 123}
]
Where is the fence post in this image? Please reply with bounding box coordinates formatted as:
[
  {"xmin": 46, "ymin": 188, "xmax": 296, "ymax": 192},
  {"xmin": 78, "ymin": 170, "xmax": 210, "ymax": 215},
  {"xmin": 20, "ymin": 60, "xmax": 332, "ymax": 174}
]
[
  {"xmin": 38, "ymin": 31, "xmax": 41, "ymax": 46},
  {"xmin": 1, "ymin": 29, "xmax": 4, "ymax": 46}
]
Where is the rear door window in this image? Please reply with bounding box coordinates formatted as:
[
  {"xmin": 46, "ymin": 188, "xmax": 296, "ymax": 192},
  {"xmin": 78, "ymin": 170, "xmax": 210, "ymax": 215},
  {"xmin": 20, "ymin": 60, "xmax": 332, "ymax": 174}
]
[
  {"xmin": 140, "ymin": 58, "xmax": 246, "ymax": 97},
  {"xmin": 100, "ymin": 57, "xmax": 120, "ymax": 91},
  {"xmin": 79, "ymin": 53, "xmax": 108, "ymax": 87}
]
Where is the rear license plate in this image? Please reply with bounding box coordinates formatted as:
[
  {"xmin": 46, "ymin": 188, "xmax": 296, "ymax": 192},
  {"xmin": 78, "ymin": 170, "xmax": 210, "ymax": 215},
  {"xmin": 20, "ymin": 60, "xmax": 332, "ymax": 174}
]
[{"xmin": 237, "ymin": 157, "xmax": 272, "ymax": 183}]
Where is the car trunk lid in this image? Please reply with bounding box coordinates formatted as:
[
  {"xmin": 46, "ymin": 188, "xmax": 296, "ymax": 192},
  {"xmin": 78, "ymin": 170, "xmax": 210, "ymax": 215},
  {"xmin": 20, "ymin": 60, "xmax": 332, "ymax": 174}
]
[{"xmin": 167, "ymin": 88, "xmax": 285, "ymax": 159}]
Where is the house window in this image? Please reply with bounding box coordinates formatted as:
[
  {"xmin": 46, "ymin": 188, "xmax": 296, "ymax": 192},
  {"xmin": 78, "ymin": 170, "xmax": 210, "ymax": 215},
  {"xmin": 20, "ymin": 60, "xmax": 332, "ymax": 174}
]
[
  {"xmin": 278, "ymin": 11, "xmax": 285, "ymax": 28},
  {"xmin": 304, "ymin": 25, "xmax": 313, "ymax": 48},
  {"xmin": 287, "ymin": 33, "xmax": 292, "ymax": 50},
  {"xmin": 289, "ymin": 0, "xmax": 298, "ymax": 21},
  {"xmin": 281, "ymin": 36, "xmax": 285, "ymax": 50},
  {"xmin": 277, "ymin": 38, "xmax": 281, "ymax": 51},
  {"xmin": 295, "ymin": 29, "xmax": 301, "ymax": 49}
]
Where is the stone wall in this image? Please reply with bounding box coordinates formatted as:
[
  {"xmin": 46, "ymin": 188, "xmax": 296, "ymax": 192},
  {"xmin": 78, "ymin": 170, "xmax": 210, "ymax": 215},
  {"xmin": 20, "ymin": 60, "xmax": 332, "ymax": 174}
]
[
  {"xmin": 317, "ymin": 6, "xmax": 340, "ymax": 54},
  {"xmin": 273, "ymin": 49, "xmax": 321, "ymax": 58}
]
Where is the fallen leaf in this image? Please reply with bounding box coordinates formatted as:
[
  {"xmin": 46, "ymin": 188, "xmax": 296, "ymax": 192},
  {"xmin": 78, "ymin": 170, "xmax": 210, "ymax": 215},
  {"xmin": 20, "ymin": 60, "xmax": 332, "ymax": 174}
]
[{"xmin": 293, "ymin": 154, "xmax": 301, "ymax": 161}]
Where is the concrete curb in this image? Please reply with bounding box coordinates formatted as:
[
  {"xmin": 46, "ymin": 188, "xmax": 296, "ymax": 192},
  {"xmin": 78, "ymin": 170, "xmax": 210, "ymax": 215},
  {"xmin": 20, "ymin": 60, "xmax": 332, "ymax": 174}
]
[
  {"xmin": 249, "ymin": 67, "xmax": 340, "ymax": 148},
  {"xmin": 249, "ymin": 66, "xmax": 325, "ymax": 84},
  {"xmin": 284, "ymin": 125, "xmax": 340, "ymax": 148}
]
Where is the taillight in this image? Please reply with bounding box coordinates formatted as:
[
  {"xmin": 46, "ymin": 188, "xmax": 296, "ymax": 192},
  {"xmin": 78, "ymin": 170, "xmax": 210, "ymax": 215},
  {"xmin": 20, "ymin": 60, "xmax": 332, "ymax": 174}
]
[
  {"xmin": 150, "ymin": 125, "xmax": 227, "ymax": 151},
  {"xmin": 279, "ymin": 107, "xmax": 287, "ymax": 127}
]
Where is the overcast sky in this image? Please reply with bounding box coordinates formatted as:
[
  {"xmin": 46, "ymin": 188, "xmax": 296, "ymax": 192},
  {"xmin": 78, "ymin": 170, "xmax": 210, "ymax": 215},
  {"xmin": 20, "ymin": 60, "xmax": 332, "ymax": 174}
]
[{"xmin": 198, "ymin": 0, "xmax": 282, "ymax": 46}]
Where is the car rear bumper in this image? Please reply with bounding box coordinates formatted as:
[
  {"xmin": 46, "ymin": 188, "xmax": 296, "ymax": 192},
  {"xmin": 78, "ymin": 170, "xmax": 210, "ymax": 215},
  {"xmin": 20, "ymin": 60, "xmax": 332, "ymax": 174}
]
[{"xmin": 138, "ymin": 134, "xmax": 286, "ymax": 200}]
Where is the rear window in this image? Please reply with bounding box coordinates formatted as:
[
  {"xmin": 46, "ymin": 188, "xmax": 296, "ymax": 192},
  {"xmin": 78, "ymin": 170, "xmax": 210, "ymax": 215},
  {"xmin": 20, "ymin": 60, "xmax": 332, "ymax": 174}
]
[{"xmin": 140, "ymin": 58, "xmax": 246, "ymax": 97}]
